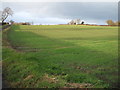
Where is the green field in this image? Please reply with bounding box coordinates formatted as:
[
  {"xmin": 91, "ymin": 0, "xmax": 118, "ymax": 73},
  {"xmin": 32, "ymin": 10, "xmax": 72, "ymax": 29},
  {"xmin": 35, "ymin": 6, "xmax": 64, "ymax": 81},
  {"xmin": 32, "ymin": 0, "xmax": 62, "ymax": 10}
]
[{"xmin": 2, "ymin": 25, "xmax": 118, "ymax": 88}]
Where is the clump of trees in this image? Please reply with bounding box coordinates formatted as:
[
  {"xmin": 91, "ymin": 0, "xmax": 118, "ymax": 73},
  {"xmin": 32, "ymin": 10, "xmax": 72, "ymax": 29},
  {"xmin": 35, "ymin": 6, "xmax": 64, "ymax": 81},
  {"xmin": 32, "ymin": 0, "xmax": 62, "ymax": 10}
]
[
  {"xmin": 68, "ymin": 19, "xmax": 85, "ymax": 25},
  {"xmin": 68, "ymin": 19, "xmax": 81, "ymax": 25},
  {"xmin": 106, "ymin": 20, "xmax": 120, "ymax": 26}
]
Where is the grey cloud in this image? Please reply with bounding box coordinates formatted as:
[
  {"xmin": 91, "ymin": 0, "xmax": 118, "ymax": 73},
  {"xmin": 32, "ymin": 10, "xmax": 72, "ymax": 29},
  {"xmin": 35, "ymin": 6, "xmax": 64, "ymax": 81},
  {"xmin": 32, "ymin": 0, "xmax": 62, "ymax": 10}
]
[{"xmin": 2, "ymin": 2, "xmax": 118, "ymax": 25}]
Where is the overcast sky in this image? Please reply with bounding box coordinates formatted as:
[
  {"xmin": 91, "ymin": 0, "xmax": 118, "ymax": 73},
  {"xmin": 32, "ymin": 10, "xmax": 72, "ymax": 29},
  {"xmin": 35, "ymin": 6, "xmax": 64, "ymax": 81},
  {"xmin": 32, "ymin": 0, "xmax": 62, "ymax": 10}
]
[{"xmin": 2, "ymin": 2, "xmax": 118, "ymax": 25}]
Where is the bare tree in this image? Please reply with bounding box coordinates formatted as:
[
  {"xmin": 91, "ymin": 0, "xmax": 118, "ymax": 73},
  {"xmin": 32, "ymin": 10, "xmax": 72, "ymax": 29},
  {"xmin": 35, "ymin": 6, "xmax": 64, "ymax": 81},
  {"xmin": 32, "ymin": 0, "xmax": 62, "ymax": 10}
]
[
  {"xmin": 0, "ymin": 11, "xmax": 2, "ymax": 22},
  {"xmin": 68, "ymin": 19, "xmax": 81, "ymax": 25},
  {"xmin": 106, "ymin": 20, "xmax": 115, "ymax": 26},
  {"xmin": 68, "ymin": 20, "xmax": 74, "ymax": 25},
  {"xmin": 72, "ymin": 19, "xmax": 78, "ymax": 25},
  {"xmin": 1, "ymin": 7, "xmax": 13, "ymax": 23},
  {"xmin": 114, "ymin": 21, "xmax": 120, "ymax": 26},
  {"xmin": 76, "ymin": 19, "xmax": 80, "ymax": 25}
]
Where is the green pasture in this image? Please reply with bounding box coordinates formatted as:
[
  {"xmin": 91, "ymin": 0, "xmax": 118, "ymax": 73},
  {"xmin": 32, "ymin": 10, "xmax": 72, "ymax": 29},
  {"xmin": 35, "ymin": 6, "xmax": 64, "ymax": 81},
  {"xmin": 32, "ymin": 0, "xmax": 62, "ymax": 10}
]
[{"xmin": 2, "ymin": 25, "xmax": 118, "ymax": 88}]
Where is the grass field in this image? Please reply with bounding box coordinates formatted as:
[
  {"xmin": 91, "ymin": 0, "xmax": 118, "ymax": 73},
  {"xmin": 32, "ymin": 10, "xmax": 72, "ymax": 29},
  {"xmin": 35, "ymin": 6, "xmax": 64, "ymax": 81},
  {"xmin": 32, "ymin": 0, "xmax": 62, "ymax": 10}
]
[{"xmin": 2, "ymin": 25, "xmax": 118, "ymax": 88}]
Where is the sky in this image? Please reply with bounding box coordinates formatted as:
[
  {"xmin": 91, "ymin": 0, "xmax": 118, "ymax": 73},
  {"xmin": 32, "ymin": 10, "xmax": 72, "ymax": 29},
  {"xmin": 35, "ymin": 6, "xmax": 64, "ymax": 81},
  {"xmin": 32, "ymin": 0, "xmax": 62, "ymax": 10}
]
[{"xmin": 1, "ymin": 1, "xmax": 118, "ymax": 25}]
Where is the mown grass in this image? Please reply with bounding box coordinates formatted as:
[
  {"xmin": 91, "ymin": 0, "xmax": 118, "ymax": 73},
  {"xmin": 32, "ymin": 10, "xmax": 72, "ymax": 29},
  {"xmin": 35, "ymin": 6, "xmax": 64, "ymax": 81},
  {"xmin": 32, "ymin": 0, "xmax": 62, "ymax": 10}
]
[{"xmin": 2, "ymin": 25, "xmax": 118, "ymax": 88}]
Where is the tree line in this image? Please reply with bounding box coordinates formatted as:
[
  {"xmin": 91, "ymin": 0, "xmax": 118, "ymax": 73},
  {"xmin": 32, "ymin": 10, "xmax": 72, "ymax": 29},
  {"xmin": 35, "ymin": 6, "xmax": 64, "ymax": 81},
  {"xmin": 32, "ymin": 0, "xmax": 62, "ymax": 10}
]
[
  {"xmin": 1, "ymin": 7, "xmax": 119, "ymax": 26},
  {"xmin": 106, "ymin": 20, "xmax": 120, "ymax": 26}
]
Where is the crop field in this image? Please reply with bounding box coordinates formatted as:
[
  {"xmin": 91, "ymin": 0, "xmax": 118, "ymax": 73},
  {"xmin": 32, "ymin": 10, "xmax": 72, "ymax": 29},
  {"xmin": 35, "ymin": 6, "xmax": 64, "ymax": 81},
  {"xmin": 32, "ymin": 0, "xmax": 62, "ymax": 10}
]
[{"xmin": 2, "ymin": 25, "xmax": 118, "ymax": 88}]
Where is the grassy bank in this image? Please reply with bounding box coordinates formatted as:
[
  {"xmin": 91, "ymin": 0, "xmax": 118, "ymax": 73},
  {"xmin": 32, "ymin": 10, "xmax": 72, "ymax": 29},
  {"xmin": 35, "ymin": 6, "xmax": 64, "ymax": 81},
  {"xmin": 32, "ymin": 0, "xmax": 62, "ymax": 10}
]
[{"xmin": 2, "ymin": 25, "xmax": 118, "ymax": 88}]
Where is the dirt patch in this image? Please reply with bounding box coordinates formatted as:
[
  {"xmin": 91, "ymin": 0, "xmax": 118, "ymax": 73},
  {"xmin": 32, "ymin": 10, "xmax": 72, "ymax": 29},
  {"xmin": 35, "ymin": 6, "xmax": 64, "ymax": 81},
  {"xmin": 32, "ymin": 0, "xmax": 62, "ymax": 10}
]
[
  {"xmin": 23, "ymin": 75, "xmax": 34, "ymax": 81},
  {"xmin": 72, "ymin": 65, "xmax": 93, "ymax": 74},
  {"xmin": 66, "ymin": 83, "xmax": 92, "ymax": 88},
  {"xmin": 11, "ymin": 82, "xmax": 21, "ymax": 87},
  {"xmin": 2, "ymin": 74, "xmax": 11, "ymax": 88},
  {"xmin": 12, "ymin": 46, "xmax": 72, "ymax": 52},
  {"xmin": 42, "ymin": 74, "xmax": 59, "ymax": 83},
  {"xmin": 42, "ymin": 74, "xmax": 93, "ymax": 88},
  {"xmin": 17, "ymin": 48, "xmax": 41, "ymax": 52},
  {"xmin": 54, "ymin": 47, "xmax": 72, "ymax": 50},
  {"xmin": 11, "ymin": 46, "xmax": 42, "ymax": 52}
]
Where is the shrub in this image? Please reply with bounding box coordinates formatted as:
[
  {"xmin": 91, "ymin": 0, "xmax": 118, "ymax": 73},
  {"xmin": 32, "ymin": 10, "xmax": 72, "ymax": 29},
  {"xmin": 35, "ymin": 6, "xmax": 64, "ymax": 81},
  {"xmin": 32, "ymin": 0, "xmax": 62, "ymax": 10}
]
[{"xmin": 106, "ymin": 20, "xmax": 115, "ymax": 26}]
